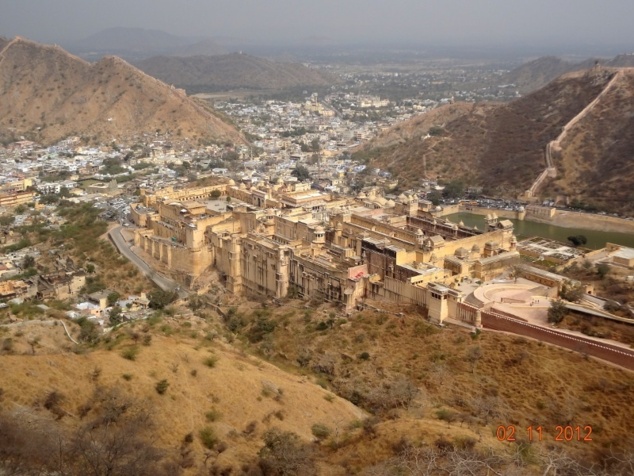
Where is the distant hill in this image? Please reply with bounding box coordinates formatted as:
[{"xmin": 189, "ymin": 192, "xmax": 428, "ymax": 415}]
[
  {"xmin": 0, "ymin": 37, "xmax": 242, "ymax": 146},
  {"xmin": 169, "ymin": 38, "xmax": 228, "ymax": 57},
  {"xmin": 363, "ymin": 67, "xmax": 634, "ymax": 214},
  {"xmin": 135, "ymin": 53, "xmax": 339, "ymax": 93},
  {"xmin": 502, "ymin": 54, "xmax": 634, "ymax": 94},
  {"xmin": 501, "ymin": 56, "xmax": 575, "ymax": 94},
  {"xmin": 68, "ymin": 27, "xmax": 228, "ymax": 60},
  {"xmin": 608, "ymin": 54, "xmax": 634, "ymax": 68}
]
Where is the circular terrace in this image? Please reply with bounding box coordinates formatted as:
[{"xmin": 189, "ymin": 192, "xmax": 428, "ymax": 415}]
[{"xmin": 471, "ymin": 281, "xmax": 552, "ymax": 323}]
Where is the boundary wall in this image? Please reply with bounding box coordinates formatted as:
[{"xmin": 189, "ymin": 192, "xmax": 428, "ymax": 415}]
[{"xmin": 481, "ymin": 310, "xmax": 634, "ymax": 370}]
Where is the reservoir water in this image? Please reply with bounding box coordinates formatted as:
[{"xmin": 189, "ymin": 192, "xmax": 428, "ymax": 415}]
[{"xmin": 444, "ymin": 212, "xmax": 634, "ymax": 250}]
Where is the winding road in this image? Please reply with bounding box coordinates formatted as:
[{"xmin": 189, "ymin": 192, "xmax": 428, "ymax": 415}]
[{"xmin": 108, "ymin": 226, "xmax": 185, "ymax": 296}]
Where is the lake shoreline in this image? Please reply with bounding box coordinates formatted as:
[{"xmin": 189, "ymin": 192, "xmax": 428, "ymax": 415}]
[
  {"xmin": 444, "ymin": 211, "xmax": 634, "ymax": 250},
  {"xmin": 439, "ymin": 205, "xmax": 634, "ymax": 234}
]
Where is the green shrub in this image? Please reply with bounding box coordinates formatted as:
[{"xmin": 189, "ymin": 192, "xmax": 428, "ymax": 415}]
[
  {"xmin": 155, "ymin": 379, "xmax": 169, "ymax": 395},
  {"xmin": 205, "ymin": 408, "xmax": 222, "ymax": 422},
  {"xmin": 428, "ymin": 125, "xmax": 445, "ymax": 136},
  {"xmin": 436, "ymin": 408, "xmax": 456, "ymax": 426},
  {"xmin": 548, "ymin": 300, "xmax": 567, "ymax": 324},
  {"xmin": 199, "ymin": 426, "xmax": 218, "ymax": 449},
  {"xmin": 203, "ymin": 355, "xmax": 218, "ymax": 368},
  {"xmin": 120, "ymin": 346, "xmax": 139, "ymax": 361},
  {"xmin": 311, "ymin": 423, "xmax": 331, "ymax": 441},
  {"xmin": 247, "ymin": 315, "xmax": 276, "ymax": 343},
  {"xmin": 148, "ymin": 290, "xmax": 178, "ymax": 310}
]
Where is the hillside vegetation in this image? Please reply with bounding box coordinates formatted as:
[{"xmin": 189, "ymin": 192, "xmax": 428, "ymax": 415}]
[
  {"xmin": 0, "ymin": 316, "xmax": 364, "ymax": 475},
  {"xmin": 0, "ymin": 37, "xmax": 243, "ymax": 146},
  {"xmin": 1, "ymin": 291, "xmax": 633, "ymax": 474},
  {"xmin": 2, "ymin": 203, "xmax": 154, "ymax": 297},
  {"xmin": 547, "ymin": 69, "xmax": 634, "ymax": 211}
]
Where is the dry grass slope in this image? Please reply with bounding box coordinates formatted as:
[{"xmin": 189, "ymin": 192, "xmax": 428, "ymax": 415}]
[
  {"xmin": 221, "ymin": 301, "xmax": 634, "ymax": 472},
  {"xmin": 0, "ymin": 37, "xmax": 243, "ymax": 146},
  {"xmin": 1, "ymin": 298, "xmax": 633, "ymax": 474},
  {"xmin": 0, "ymin": 316, "xmax": 365, "ymax": 474}
]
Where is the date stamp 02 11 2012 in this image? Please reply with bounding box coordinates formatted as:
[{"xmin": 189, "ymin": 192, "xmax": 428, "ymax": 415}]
[{"xmin": 496, "ymin": 425, "xmax": 593, "ymax": 443}]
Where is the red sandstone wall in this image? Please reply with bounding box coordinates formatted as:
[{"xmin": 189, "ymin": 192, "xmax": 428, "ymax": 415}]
[{"xmin": 482, "ymin": 311, "xmax": 634, "ymax": 370}]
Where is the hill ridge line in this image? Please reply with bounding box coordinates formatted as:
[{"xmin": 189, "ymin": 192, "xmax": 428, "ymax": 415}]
[
  {"xmin": 0, "ymin": 36, "xmax": 21, "ymax": 68},
  {"xmin": 98, "ymin": 55, "xmax": 197, "ymax": 109}
]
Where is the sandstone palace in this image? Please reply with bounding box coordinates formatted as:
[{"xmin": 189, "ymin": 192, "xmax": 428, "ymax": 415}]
[{"xmin": 131, "ymin": 181, "xmax": 519, "ymax": 324}]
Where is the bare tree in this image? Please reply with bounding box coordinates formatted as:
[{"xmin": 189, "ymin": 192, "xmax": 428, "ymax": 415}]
[
  {"xmin": 466, "ymin": 346, "xmax": 483, "ymax": 374},
  {"xmin": 0, "ymin": 412, "xmax": 69, "ymax": 475},
  {"xmin": 539, "ymin": 447, "xmax": 603, "ymax": 476},
  {"xmin": 365, "ymin": 376, "xmax": 419, "ymax": 411},
  {"xmin": 371, "ymin": 441, "xmax": 510, "ymax": 476},
  {"xmin": 605, "ymin": 449, "xmax": 634, "ymax": 475},
  {"xmin": 258, "ymin": 429, "xmax": 316, "ymax": 476},
  {"xmin": 470, "ymin": 395, "xmax": 507, "ymax": 426},
  {"xmin": 0, "ymin": 386, "xmax": 178, "ymax": 476},
  {"xmin": 71, "ymin": 415, "xmax": 164, "ymax": 476}
]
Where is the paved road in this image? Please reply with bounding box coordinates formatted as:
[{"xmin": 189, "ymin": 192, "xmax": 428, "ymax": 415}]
[{"xmin": 108, "ymin": 226, "xmax": 185, "ymax": 296}]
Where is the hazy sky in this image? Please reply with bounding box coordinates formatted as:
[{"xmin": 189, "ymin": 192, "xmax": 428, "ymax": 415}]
[{"xmin": 2, "ymin": 0, "xmax": 634, "ymax": 48}]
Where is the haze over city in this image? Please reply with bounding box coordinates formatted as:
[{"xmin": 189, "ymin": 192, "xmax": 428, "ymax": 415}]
[{"xmin": 2, "ymin": 0, "xmax": 634, "ymax": 51}]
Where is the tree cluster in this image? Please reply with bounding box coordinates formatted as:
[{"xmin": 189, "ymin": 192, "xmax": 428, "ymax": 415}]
[
  {"xmin": 0, "ymin": 387, "xmax": 178, "ymax": 476},
  {"xmin": 567, "ymin": 235, "xmax": 588, "ymax": 247},
  {"xmin": 548, "ymin": 300, "xmax": 567, "ymax": 324},
  {"xmin": 148, "ymin": 290, "xmax": 178, "ymax": 310},
  {"xmin": 291, "ymin": 165, "xmax": 311, "ymax": 182}
]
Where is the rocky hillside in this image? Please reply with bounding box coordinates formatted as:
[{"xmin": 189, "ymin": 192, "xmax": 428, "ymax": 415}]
[
  {"xmin": 548, "ymin": 69, "xmax": 634, "ymax": 210},
  {"xmin": 135, "ymin": 53, "xmax": 339, "ymax": 93},
  {"xmin": 0, "ymin": 37, "xmax": 243, "ymax": 146},
  {"xmin": 364, "ymin": 67, "xmax": 634, "ymax": 213}
]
